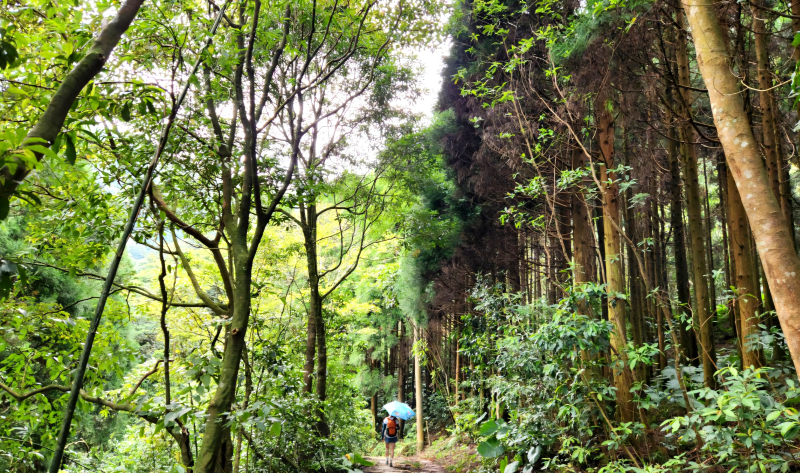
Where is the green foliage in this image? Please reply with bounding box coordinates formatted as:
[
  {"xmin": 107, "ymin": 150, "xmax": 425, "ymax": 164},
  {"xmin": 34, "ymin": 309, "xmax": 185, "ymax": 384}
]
[{"xmin": 450, "ymin": 275, "xmax": 800, "ymax": 472}]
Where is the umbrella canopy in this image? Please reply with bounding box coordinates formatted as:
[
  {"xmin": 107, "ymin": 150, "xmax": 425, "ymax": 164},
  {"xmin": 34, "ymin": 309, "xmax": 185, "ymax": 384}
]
[{"xmin": 383, "ymin": 401, "xmax": 415, "ymax": 420}]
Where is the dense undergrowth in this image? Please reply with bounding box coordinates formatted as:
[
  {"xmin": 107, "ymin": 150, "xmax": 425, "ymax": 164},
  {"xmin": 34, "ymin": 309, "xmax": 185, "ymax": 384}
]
[{"xmin": 390, "ymin": 278, "xmax": 800, "ymax": 473}]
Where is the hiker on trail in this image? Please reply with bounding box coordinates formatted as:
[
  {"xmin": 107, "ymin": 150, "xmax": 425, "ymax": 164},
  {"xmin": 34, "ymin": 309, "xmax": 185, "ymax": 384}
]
[{"xmin": 382, "ymin": 412, "xmax": 399, "ymax": 466}]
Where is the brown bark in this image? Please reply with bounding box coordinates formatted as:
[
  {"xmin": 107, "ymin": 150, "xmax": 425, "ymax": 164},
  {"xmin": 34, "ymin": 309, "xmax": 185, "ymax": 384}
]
[
  {"xmin": 751, "ymin": 0, "xmax": 781, "ymax": 207},
  {"xmin": 597, "ymin": 106, "xmax": 635, "ymax": 423},
  {"xmin": 302, "ymin": 204, "xmax": 320, "ymax": 395},
  {"xmin": 652, "ymin": 197, "xmax": 666, "ymax": 371},
  {"xmin": 676, "ymin": 8, "xmax": 716, "ymax": 388},
  {"xmin": 232, "ymin": 349, "xmax": 253, "ymax": 473},
  {"xmin": 727, "ymin": 169, "xmax": 765, "ymax": 369},
  {"xmin": 572, "ymin": 148, "xmax": 596, "ymax": 290},
  {"xmin": 414, "ymin": 324, "xmax": 424, "ymax": 453},
  {"xmin": 666, "ymin": 125, "xmax": 697, "ymax": 363},
  {"xmin": 716, "ymin": 154, "xmax": 735, "ymax": 336},
  {"xmin": 682, "ymin": 0, "xmax": 800, "ymax": 376}
]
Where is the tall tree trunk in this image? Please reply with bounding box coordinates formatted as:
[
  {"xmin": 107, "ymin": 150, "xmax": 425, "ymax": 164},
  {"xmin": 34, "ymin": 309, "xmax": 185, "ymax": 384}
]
[
  {"xmin": 702, "ymin": 158, "xmax": 718, "ymax": 319},
  {"xmin": 676, "ymin": 8, "xmax": 716, "ymax": 388},
  {"xmin": 572, "ymin": 148, "xmax": 596, "ymax": 293},
  {"xmin": 652, "ymin": 197, "xmax": 667, "ymax": 371},
  {"xmin": 682, "ymin": 0, "xmax": 800, "ymax": 376},
  {"xmin": 597, "ymin": 106, "xmax": 635, "ymax": 423},
  {"xmin": 667, "ymin": 125, "xmax": 697, "ymax": 363},
  {"xmin": 751, "ymin": 0, "xmax": 782, "ymax": 208},
  {"xmin": 573, "ymin": 146, "xmax": 596, "ymax": 368},
  {"xmin": 397, "ymin": 321, "xmax": 406, "ymax": 439},
  {"xmin": 302, "ymin": 204, "xmax": 320, "ymax": 395},
  {"xmin": 414, "ymin": 323, "xmax": 424, "ymax": 453},
  {"xmin": 716, "ymin": 154, "xmax": 736, "ymax": 336},
  {"xmin": 595, "ymin": 206, "xmax": 609, "ymax": 321},
  {"xmin": 315, "ymin": 308, "xmax": 329, "ymax": 434},
  {"xmin": 232, "ymin": 349, "xmax": 253, "ymax": 473},
  {"xmin": 727, "ymin": 168, "xmax": 765, "ymax": 369},
  {"xmin": 195, "ymin": 240, "xmax": 251, "ymax": 473},
  {"xmin": 751, "ymin": 0, "xmax": 787, "ymax": 363}
]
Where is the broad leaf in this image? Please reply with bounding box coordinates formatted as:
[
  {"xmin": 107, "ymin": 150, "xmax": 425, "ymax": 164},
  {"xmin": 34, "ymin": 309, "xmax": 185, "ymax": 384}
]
[{"xmin": 477, "ymin": 437, "xmax": 504, "ymax": 458}]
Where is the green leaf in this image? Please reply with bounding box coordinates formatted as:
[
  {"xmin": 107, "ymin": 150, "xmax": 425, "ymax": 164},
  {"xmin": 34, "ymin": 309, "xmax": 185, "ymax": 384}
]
[
  {"xmin": 121, "ymin": 102, "xmax": 131, "ymax": 122},
  {"xmin": 478, "ymin": 419, "xmax": 499, "ymax": 436},
  {"xmin": 477, "ymin": 437, "xmax": 505, "ymax": 458},
  {"xmin": 351, "ymin": 454, "xmax": 373, "ymax": 466},
  {"xmin": 528, "ymin": 445, "xmax": 542, "ymax": 464},
  {"xmin": 504, "ymin": 460, "xmax": 519, "ymax": 473},
  {"xmin": 64, "ymin": 133, "xmax": 77, "ymax": 165},
  {"xmin": 779, "ymin": 421, "xmax": 798, "ymax": 437},
  {"xmin": 26, "ymin": 144, "xmax": 58, "ymax": 161},
  {"xmin": 268, "ymin": 422, "xmax": 281, "ymax": 438},
  {"xmin": 766, "ymin": 410, "xmax": 782, "ymax": 422}
]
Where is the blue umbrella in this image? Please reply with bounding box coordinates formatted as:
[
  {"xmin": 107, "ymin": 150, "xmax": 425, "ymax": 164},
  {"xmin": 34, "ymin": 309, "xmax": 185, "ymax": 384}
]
[{"xmin": 383, "ymin": 401, "xmax": 415, "ymax": 420}]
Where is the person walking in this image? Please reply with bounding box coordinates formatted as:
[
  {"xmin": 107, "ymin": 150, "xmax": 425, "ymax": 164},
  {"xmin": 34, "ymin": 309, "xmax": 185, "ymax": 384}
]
[{"xmin": 381, "ymin": 412, "xmax": 400, "ymax": 466}]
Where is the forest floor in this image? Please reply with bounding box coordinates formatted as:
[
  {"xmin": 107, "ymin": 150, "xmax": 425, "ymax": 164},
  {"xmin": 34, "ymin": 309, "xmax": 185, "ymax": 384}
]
[
  {"xmin": 364, "ymin": 434, "xmax": 479, "ymax": 473},
  {"xmin": 364, "ymin": 456, "xmax": 445, "ymax": 473}
]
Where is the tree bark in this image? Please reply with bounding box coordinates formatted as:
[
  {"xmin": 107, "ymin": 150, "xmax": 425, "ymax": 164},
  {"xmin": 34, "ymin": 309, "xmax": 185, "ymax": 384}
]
[
  {"xmin": 414, "ymin": 323, "xmax": 424, "ymax": 454},
  {"xmin": 232, "ymin": 348, "xmax": 253, "ymax": 473},
  {"xmin": 652, "ymin": 197, "xmax": 666, "ymax": 371},
  {"xmin": 751, "ymin": 0, "xmax": 782, "ymax": 209},
  {"xmin": 667, "ymin": 125, "xmax": 697, "ymax": 364},
  {"xmin": 682, "ymin": 0, "xmax": 800, "ymax": 376},
  {"xmin": 727, "ymin": 168, "xmax": 765, "ymax": 369},
  {"xmin": 676, "ymin": 8, "xmax": 716, "ymax": 388},
  {"xmin": 572, "ymin": 148, "xmax": 596, "ymax": 294},
  {"xmin": 302, "ymin": 204, "xmax": 320, "ymax": 395},
  {"xmin": 597, "ymin": 106, "xmax": 635, "ymax": 423},
  {"xmin": 716, "ymin": 154, "xmax": 735, "ymax": 336}
]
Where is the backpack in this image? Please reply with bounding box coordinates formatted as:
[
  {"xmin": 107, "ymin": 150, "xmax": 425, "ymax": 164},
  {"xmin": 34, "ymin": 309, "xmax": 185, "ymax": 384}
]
[{"xmin": 386, "ymin": 417, "xmax": 398, "ymax": 437}]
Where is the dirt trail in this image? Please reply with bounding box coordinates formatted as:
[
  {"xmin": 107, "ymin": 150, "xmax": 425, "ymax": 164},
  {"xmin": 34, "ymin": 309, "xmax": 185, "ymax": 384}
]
[{"xmin": 363, "ymin": 456, "xmax": 444, "ymax": 473}]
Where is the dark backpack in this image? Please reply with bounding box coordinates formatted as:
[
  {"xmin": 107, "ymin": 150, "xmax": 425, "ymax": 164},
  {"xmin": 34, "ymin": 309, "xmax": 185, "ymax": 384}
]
[{"xmin": 386, "ymin": 417, "xmax": 398, "ymax": 437}]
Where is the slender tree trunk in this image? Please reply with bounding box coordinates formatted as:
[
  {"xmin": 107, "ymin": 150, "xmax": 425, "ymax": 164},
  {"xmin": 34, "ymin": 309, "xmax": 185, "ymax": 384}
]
[
  {"xmin": 414, "ymin": 324, "xmax": 424, "ymax": 454},
  {"xmin": 597, "ymin": 106, "xmax": 635, "ymax": 423},
  {"xmin": 751, "ymin": 0, "xmax": 782, "ymax": 208},
  {"xmin": 667, "ymin": 125, "xmax": 697, "ymax": 363},
  {"xmin": 196, "ymin": 253, "xmax": 251, "ymax": 472},
  {"xmin": 652, "ymin": 197, "xmax": 666, "ymax": 371},
  {"xmin": 702, "ymin": 158, "xmax": 718, "ymax": 319},
  {"xmin": 454, "ymin": 325, "xmax": 461, "ymax": 403},
  {"xmin": 572, "ymin": 147, "xmax": 596, "ymax": 294},
  {"xmin": 716, "ymin": 154, "xmax": 736, "ymax": 336},
  {"xmin": 233, "ymin": 349, "xmax": 253, "ymax": 473},
  {"xmin": 676, "ymin": 8, "xmax": 716, "ymax": 388},
  {"xmin": 682, "ymin": 0, "xmax": 800, "ymax": 376},
  {"xmin": 595, "ymin": 206, "xmax": 609, "ymax": 321},
  {"xmin": 572, "ymin": 148, "xmax": 596, "ymax": 375},
  {"xmin": 315, "ymin": 302, "xmax": 328, "ymax": 433},
  {"xmin": 727, "ymin": 169, "xmax": 765, "ymax": 369},
  {"xmin": 371, "ymin": 393, "xmax": 377, "ymax": 433},
  {"xmin": 777, "ymin": 129, "xmax": 795, "ymax": 247},
  {"xmin": 397, "ymin": 321, "xmax": 406, "ymax": 439},
  {"xmin": 302, "ymin": 205, "xmax": 319, "ymax": 394}
]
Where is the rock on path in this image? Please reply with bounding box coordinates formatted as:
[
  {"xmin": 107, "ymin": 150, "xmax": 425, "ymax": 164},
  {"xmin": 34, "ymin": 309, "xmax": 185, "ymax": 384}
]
[{"xmin": 362, "ymin": 456, "xmax": 444, "ymax": 473}]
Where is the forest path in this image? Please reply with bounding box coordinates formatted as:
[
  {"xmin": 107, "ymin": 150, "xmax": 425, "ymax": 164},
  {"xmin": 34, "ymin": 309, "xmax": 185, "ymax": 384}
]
[{"xmin": 363, "ymin": 456, "xmax": 445, "ymax": 473}]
